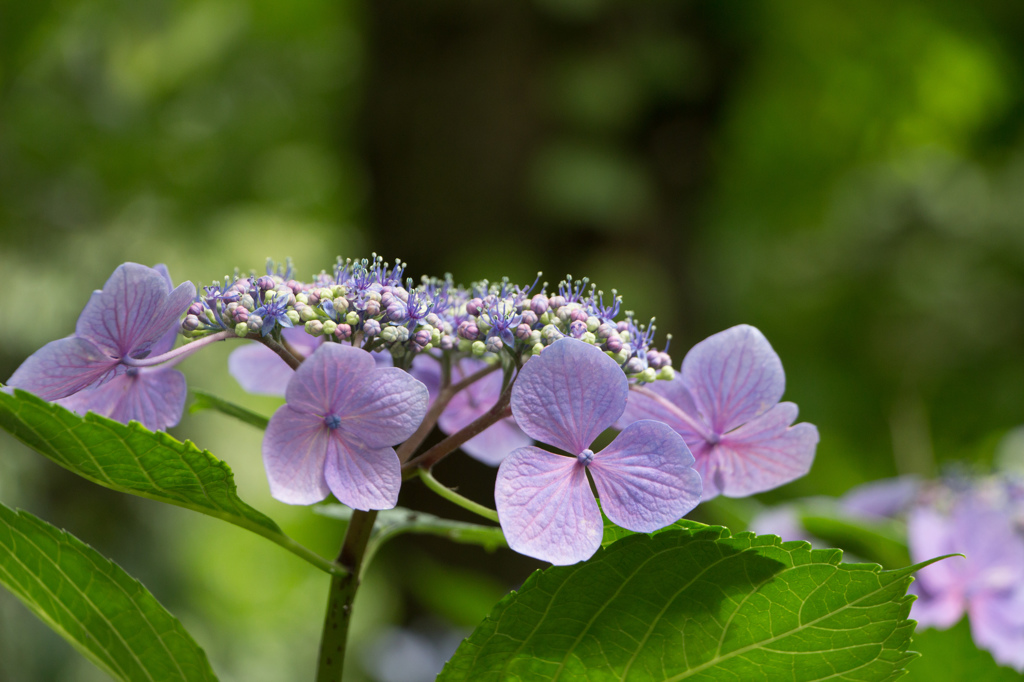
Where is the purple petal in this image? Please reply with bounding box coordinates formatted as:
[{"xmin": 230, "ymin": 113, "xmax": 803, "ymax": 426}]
[
  {"xmin": 511, "ymin": 338, "xmax": 627, "ymax": 455},
  {"xmin": 970, "ymin": 590, "xmax": 1024, "ymax": 672},
  {"xmin": 748, "ymin": 506, "xmax": 815, "ymax": 543},
  {"xmin": 495, "ymin": 446, "xmax": 602, "ymax": 565},
  {"xmin": 7, "ymin": 336, "xmax": 119, "ymax": 401},
  {"xmin": 76, "ymin": 263, "xmax": 195, "ymax": 358},
  {"xmin": 228, "ymin": 343, "xmax": 297, "ymax": 396},
  {"xmin": 907, "ymin": 505, "xmax": 966, "ymax": 628},
  {"xmin": 840, "ymin": 476, "xmax": 921, "ymax": 520},
  {"xmin": 57, "ymin": 368, "xmax": 186, "ymax": 431},
  {"xmin": 681, "ymin": 324, "xmax": 784, "ymax": 434},
  {"xmin": 457, "ymin": 419, "xmax": 532, "ymax": 466},
  {"xmin": 410, "ymin": 354, "xmax": 441, "ymax": 402},
  {"xmin": 284, "ymin": 344, "xmax": 428, "ymax": 448},
  {"xmin": 262, "ymin": 406, "xmax": 332, "ymax": 504},
  {"xmin": 616, "ymin": 376, "xmax": 704, "ymax": 441},
  {"xmin": 590, "ymin": 420, "xmax": 702, "ymax": 532},
  {"xmin": 323, "ymin": 435, "xmax": 401, "ymax": 510},
  {"xmin": 281, "ymin": 327, "xmax": 323, "ymax": 359},
  {"xmin": 698, "ymin": 402, "xmax": 817, "ymax": 499}
]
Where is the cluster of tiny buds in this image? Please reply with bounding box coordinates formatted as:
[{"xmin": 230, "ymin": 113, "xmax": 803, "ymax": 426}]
[{"xmin": 182, "ymin": 256, "xmax": 676, "ymax": 382}]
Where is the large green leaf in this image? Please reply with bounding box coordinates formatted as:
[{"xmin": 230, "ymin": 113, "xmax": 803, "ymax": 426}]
[
  {"xmin": 441, "ymin": 524, "xmax": 940, "ymax": 682},
  {"xmin": 0, "ymin": 389, "xmax": 339, "ymax": 574},
  {"xmin": 0, "ymin": 502, "xmax": 218, "ymax": 681}
]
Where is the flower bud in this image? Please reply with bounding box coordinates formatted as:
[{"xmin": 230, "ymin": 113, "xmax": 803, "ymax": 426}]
[
  {"xmin": 346, "ymin": 311, "xmax": 360, "ymax": 326},
  {"xmin": 334, "ymin": 323, "xmax": 352, "ymax": 340},
  {"xmin": 332, "ymin": 297, "xmax": 349, "ymax": 314},
  {"xmin": 597, "ymin": 323, "xmax": 616, "ymax": 339},
  {"xmin": 234, "ymin": 309, "xmax": 249, "ymax": 324},
  {"xmin": 569, "ymin": 320, "xmax": 587, "ymax": 338},
  {"xmin": 457, "ymin": 338, "xmax": 472, "ymax": 352},
  {"xmin": 530, "ymin": 294, "xmax": 549, "ymax": 316},
  {"xmin": 656, "ymin": 366, "xmax": 676, "ymax": 381},
  {"xmin": 305, "ymin": 320, "xmax": 324, "ymax": 336},
  {"xmin": 457, "ymin": 321, "xmax": 479, "ymax": 340},
  {"xmin": 286, "ymin": 310, "xmax": 301, "ymax": 325},
  {"xmin": 257, "ymin": 276, "xmax": 276, "ymax": 291},
  {"xmin": 248, "ymin": 315, "xmax": 264, "ymax": 332},
  {"xmin": 188, "ymin": 302, "xmax": 204, "ymax": 317},
  {"xmin": 298, "ymin": 304, "xmax": 318, "ymax": 322},
  {"xmin": 413, "ymin": 329, "xmax": 432, "ymax": 348},
  {"xmin": 515, "ymin": 323, "xmax": 533, "ymax": 340},
  {"xmin": 520, "ymin": 310, "xmax": 538, "ymax": 327},
  {"xmin": 363, "ymin": 319, "xmax": 381, "ymax": 336},
  {"xmin": 306, "ymin": 290, "xmax": 320, "ymax": 306},
  {"xmin": 548, "ymin": 295, "xmax": 566, "ymax": 310},
  {"xmin": 580, "ymin": 331, "xmax": 597, "ymax": 345},
  {"xmin": 604, "ymin": 336, "xmax": 623, "ymax": 353},
  {"xmin": 485, "ymin": 336, "xmax": 504, "ymax": 354},
  {"xmin": 440, "ymin": 334, "xmax": 456, "ymax": 350},
  {"xmin": 528, "ymin": 330, "xmax": 542, "ymax": 345},
  {"xmin": 541, "ymin": 324, "xmax": 563, "ymax": 343},
  {"xmin": 586, "ymin": 316, "xmax": 601, "ymax": 332},
  {"xmin": 295, "ymin": 293, "xmax": 309, "ymax": 305},
  {"xmin": 386, "ymin": 302, "xmax": 406, "ymax": 321},
  {"xmin": 182, "ymin": 314, "xmax": 201, "ymax": 331},
  {"xmin": 471, "ymin": 340, "xmax": 487, "ymax": 356},
  {"xmin": 466, "ymin": 297, "xmax": 484, "ymax": 316},
  {"xmin": 623, "ymin": 357, "xmax": 646, "ymax": 375},
  {"xmin": 638, "ymin": 367, "xmax": 657, "ymax": 383},
  {"xmin": 239, "ymin": 294, "xmax": 255, "ymax": 310},
  {"xmin": 570, "ymin": 307, "xmax": 588, "ymax": 324},
  {"xmin": 322, "ymin": 320, "xmax": 338, "ymax": 336},
  {"xmin": 365, "ymin": 299, "xmax": 381, "ymax": 316},
  {"xmin": 532, "ymin": 342, "xmax": 545, "ymax": 356},
  {"xmin": 381, "ymin": 326, "xmax": 399, "ymax": 344},
  {"xmin": 234, "ymin": 322, "xmax": 249, "ymax": 337}
]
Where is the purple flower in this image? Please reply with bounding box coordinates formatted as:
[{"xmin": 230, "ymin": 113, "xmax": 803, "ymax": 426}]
[
  {"xmin": 262, "ymin": 343, "xmax": 428, "ymax": 509},
  {"xmin": 619, "ymin": 324, "xmax": 818, "ymax": 499},
  {"xmin": 909, "ymin": 491, "xmax": 1024, "ymax": 671},
  {"xmin": 7, "ymin": 263, "xmax": 195, "ymax": 430},
  {"xmin": 495, "ymin": 338, "xmax": 702, "ymax": 565}
]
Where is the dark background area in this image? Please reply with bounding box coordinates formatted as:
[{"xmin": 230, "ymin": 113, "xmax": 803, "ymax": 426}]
[{"xmin": 3, "ymin": 1, "xmax": 1024, "ymax": 679}]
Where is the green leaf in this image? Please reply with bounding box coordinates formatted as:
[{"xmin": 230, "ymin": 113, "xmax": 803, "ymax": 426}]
[
  {"xmin": 441, "ymin": 525, "xmax": 942, "ymax": 682},
  {"xmin": 800, "ymin": 513, "xmax": 910, "ymax": 569},
  {"xmin": 0, "ymin": 502, "xmax": 218, "ymax": 682},
  {"xmin": 903, "ymin": 619, "xmax": 1022, "ymax": 682},
  {"xmin": 316, "ymin": 504, "xmax": 507, "ymax": 570},
  {"xmin": 188, "ymin": 389, "xmax": 269, "ymax": 430},
  {"xmin": 0, "ymin": 389, "xmax": 340, "ymax": 575}
]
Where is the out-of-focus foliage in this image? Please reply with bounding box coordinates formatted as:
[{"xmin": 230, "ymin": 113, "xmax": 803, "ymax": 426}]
[{"xmin": 4, "ymin": 0, "xmax": 1024, "ymax": 679}]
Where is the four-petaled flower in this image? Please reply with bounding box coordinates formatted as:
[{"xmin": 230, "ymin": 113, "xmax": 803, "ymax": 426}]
[
  {"xmin": 619, "ymin": 324, "xmax": 818, "ymax": 499},
  {"xmin": 262, "ymin": 343, "xmax": 428, "ymax": 510},
  {"xmin": 7, "ymin": 263, "xmax": 195, "ymax": 430},
  {"xmin": 495, "ymin": 337, "xmax": 702, "ymax": 565}
]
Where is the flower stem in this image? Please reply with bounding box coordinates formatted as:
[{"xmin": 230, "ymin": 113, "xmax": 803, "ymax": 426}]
[
  {"xmin": 418, "ymin": 468, "xmax": 500, "ymax": 522},
  {"xmin": 257, "ymin": 335, "xmax": 303, "ymax": 370},
  {"xmin": 395, "ymin": 361, "xmax": 502, "ymax": 463},
  {"xmin": 401, "ymin": 387, "xmax": 512, "ymax": 476},
  {"xmin": 316, "ymin": 509, "xmax": 377, "ymax": 682},
  {"xmin": 121, "ymin": 330, "xmax": 235, "ymax": 368}
]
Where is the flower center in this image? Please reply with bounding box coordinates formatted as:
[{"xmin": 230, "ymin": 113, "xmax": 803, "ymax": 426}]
[
  {"xmin": 577, "ymin": 448, "xmax": 595, "ymax": 466},
  {"xmin": 324, "ymin": 414, "xmax": 342, "ymax": 430},
  {"xmin": 707, "ymin": 432, "xmax": 721, "ymax": 445}
]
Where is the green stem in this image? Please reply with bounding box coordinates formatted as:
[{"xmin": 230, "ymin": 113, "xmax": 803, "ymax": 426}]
[
  {"xmin": 316, "ymin": 509, "xmax": 377, "ymax": 682},
  {"xmin": 418, "ymin": 469, "xmax": 500, "ymax": 523}
]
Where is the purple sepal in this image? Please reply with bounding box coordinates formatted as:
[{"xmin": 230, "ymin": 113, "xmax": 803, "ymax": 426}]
[
  {"xmin": 228, "ymin": 328, "xmax": 323, "ymax": 396},
  {"xmin": 512, "ymin": 337, "xmax": 627, "ymax": 455},
  {"xmin": 57, "ymin": 368, "xmax": 187, "ymax": 432},
  {"xmin": 7, "ymin": 336, "xmax": 118, "ymax": 401},
  {"xmin": 495, "ymin": 446, "xmax": 602, "ymax": 565},
  {"xmin": 590, "ymin": 420, "xmax": 701, "ymax": 533}
]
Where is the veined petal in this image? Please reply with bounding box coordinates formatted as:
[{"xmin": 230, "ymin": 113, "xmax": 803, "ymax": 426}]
[
  {"xmin": 58, "ymin": 368, "xmax": 186, "ymax": 431},
  {"xmin": 495, "ymin": 446, "xmax": 602, "ymax": 565},
  {"xmin": 590, "ymin": 420, "xmax": 702, "ymax": 533},
  {"xmin": 323, "ymin": 434, "xmax": 401, "ymax": 511},
  {"xmin": 681, "ymin": 324, "xmax": 784, "ymax": 434},
  {"xmin": 284, "ymin": 343, "xmax": 376, "ymax": 414},
  {"xmin": 511, "ymin": 338, "xmax": 627, "ymax": 454},
  {"xmin": 339, "ymin": 366, "xmax": 429, "ymax": 448},
  {"xmin": 701, "ymin": 402, "xmax": 817, "ymax": 498},
  {"xmin": 7, "ymin": 336, "xmax": 119, "ymax": 401},
  {"xmin": 76, "ymin": 263, "xmax": 195, "ymax": 357},
  {"xmin": 617, "ymin": 376, "xmax": 705, "ymax": 441},
  {"xmin": 262, "ymin": 406, "xmax": 332, "ymax": 505},
  {"xmin": 228, "ymin": 343, "xmax": 296, "ymax": 396}
]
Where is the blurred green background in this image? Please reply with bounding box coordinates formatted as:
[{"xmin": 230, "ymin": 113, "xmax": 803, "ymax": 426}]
[{"xmin": 3, "ymin": 0, "xmax": 1024, "ymax": 679}]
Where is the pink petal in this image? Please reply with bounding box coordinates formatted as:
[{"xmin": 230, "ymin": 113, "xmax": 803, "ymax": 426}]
[
  {"xmin": 589, "ymin": 420, "xmax": 702, "ymax": 532},
  {"xmin": 617, "ymin": 376, "xmax": 705, "ymax": 441},
  {"xmin": 76, "ymin": 263, "xmax": 195, "ymax": 358},
  {"xmin": 699, "ymin": 402, "xmax": 817, "ymax": 498},
  {"xmin": 228, "ymin": 343, "xmax": 296, "ymax": 396},
  {"xmin": 495, "ymin": 446, "xmax": 602, "ymax": 565},
  {"xmin": 511, "ymin": 338, "xmax": 627, "ymax": 455},
  {"xmin": 7, "ymin": 336, "xmax": 119, "ymax": 401},
  {"xmin": 57, "ymin": 368, "xmax": 186, "ymax": 431},
  {"xmin": 681, "ymin": 324, "xmax": 784, "ymax": 434},
  {"xmin": 262, "ymin": 406, "xmax": 332, "ymax": 504},
  {"xmin": 323, "ymin": 434, "xmax": 401, "ymax": 510}
]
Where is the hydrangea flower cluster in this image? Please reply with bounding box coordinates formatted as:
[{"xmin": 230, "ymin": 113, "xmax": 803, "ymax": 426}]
[{"xmin": 6, "ymin": 257, "xmax": 820, "ymax": 565}]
